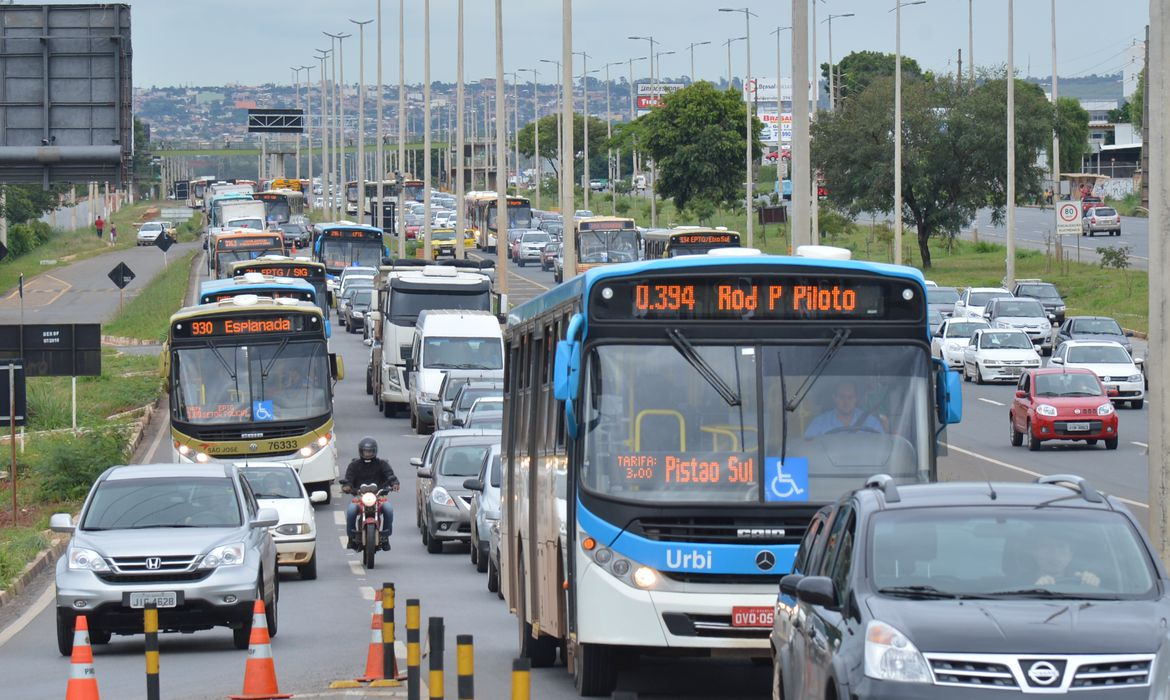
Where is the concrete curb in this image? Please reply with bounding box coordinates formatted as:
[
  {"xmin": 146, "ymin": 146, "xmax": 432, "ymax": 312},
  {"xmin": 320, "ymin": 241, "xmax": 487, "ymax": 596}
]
[
  {"xmin": 0, "ymin": 534, "xmax": 67, "ymax": 611},
  {"xmin": 1126, "ymin": 328, "xmax": 1148, "ymax": 341}
]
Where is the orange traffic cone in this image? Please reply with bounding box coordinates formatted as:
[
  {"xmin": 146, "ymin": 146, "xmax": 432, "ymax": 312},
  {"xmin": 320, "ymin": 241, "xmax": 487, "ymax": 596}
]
[
  {"xmin": 229, "ymin": 600, "xmax": 292, "ymax": 700},
  {"xmin": 65, "ymin": 615, "xmax": 100, "ymax": 700},
  {"xmin": 355, "ymin": 597, "xmax": 385, "ymax": 682}
]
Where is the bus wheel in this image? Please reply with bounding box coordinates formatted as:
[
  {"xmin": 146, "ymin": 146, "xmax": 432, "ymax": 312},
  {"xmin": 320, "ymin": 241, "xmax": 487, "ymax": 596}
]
[{"xmin": 573, "ymin": 641, "xmax": 618, "ymax": 696}]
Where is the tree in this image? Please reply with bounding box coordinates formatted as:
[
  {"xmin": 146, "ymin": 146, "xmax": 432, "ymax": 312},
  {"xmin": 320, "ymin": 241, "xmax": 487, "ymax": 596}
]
[
  {"xmin": 636, "ymin": 82, "xmax": 762, "ymax": 211},
  {"xmin": 516, "ymin": 113, "xmax": 609, "ymax": 181},
  {"xmin": 1056, "ymin": 97, "xmax": 1090, "ymax": 174},
  {"xmin": 1130, "ymin": 69, "xmax": 1145, "ymax": 130},
  {"xmin": 820, "ymin": 50, "xmax": 922, "ymax": 102},
  {"xmin": 813, "ymin": 74, "xmax": 1052, "ymax": 267},
  {"xmin": 0, "ymin": 185, "xmax": 59, "ymax": 225}
]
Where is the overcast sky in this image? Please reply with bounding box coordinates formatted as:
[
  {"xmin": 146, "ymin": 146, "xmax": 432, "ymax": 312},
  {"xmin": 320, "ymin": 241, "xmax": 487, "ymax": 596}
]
[{"xmin": 47, "ymin": 0, "xmax": 1147, "ymax": 88}]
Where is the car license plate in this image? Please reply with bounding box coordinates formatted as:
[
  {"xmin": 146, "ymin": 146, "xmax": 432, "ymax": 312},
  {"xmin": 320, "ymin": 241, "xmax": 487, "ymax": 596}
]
[
  {"xmin": 1066, "ymin": 422, "xmax": 1091, "ymax": 432},
  {"xmin": 1005, "ymin": 367, "xmax": 1022, "ymax": 375},
  {"xmin": 126, "ymin": 591, "xmax": 180, "ymax": 609},
  {"xmin": 731, "ymin": 606, "xmax": 774, "ymax": 628}
]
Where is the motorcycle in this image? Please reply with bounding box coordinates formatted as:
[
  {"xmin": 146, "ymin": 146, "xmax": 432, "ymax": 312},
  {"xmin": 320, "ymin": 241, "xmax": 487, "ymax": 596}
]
[{"xmin": 348, "ymin": 482, "xmax": 391, "ymax": 569}]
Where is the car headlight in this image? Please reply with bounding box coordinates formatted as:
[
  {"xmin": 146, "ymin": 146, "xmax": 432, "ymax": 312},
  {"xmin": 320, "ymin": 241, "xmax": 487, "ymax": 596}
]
[
  {"xmin": 275, "ymin": 523, "xmax": 311, "ymax": 536},
  {"xmin": 945, "ymin": 341, "xmax": 962, "ymax": 352},
  {"xmin": 981, "ymin": 360, "xmax": 1000, "ymax": 367},
  {"xmin": 68, "ymin": 547, "xmax": 110, "ymax": 572},
  {"xmin": 201, "ymin": 543, "xmax": 246, "ymax": 568},
  {"xmin": 431, "ymin": 487, "xmax": 455, "ymax": 507},
  {"xmin": 864, "ymin": 620, "xmax": 931, "ymax": 684},
  {"xmin": 1035, "ymin": 404, "xmax": 1058, "ymax": 417},
  {"xmin": 1128, "ymin": 374, "xmax": 1143, "ymax": 383},
  {"xmin": 1098, "ymin": 403, "xmax": 1115, "ymax": 416}
]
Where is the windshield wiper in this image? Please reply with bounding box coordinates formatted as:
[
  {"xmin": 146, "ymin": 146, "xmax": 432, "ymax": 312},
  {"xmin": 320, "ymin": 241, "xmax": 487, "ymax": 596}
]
[
  {"xmin": 785, "ymin": 329, "xmax": 852, "ymax": 412},
  {"xmin": 984, "ymin": 588, "xmax": 1117, "ymax": 600},
  {"xmin": 665, "ymin": 329, "xmax": 740, "ymax": 406},
  {"xmin": 878, "ymin": 585, "xmax": 969, "ymax": 600}
]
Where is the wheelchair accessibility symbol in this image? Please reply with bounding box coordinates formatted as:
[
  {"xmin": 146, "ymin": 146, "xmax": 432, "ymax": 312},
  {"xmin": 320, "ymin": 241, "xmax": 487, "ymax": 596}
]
[
  {"xmin": 253, "ymin": 400, "xmax": 275, "ymax": 422},
  {"xmin": 764, "ymin": 457, "xmax": 809, "ymax": 502}
]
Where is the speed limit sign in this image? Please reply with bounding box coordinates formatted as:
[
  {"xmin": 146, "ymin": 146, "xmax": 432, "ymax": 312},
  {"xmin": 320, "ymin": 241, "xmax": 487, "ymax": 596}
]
[{"xmin": 1056, "ymin": 202, "xmax": 1082, "ymax": 235}]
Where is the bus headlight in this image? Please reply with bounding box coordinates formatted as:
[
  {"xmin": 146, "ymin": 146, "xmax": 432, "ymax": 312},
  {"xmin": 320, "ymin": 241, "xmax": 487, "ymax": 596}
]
[
  {"xmin": 195, "ymin": 452, "xmax": 210, "ymax": 463},
  {"xmin": 632, "ymin": 566, "xmax": 659, "ymax": 589},
  {"xmin": 177, "ymin": 442, "xmax": 191, "ymax": 456},
  {"xmin": 299, "ymin": 433, "xmax": 332, "ymax": 458}
]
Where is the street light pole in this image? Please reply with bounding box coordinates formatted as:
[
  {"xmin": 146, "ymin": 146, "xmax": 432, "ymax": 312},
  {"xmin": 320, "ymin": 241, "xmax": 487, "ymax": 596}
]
[
  {"xmin": 626, "ymin": 56, "xmax": 646, "ymax": 192},
  {"xmin": 496, "ymin": 0, "xmax": 510, "ymax": 296},
  {"xmin": 630, "ymin": 36, "xmax": 658, "ymax": 225},
  {"xmin": 562, "ymin": 0, "xmax": 576, "ymax": 278},
  {"xmin": 721, "ymin": 7, "xmax": 758, "ymax": 247},
  {"xmin": 540, "ymin": 58, "xmax": 562, "ymax": 195},
  {"xmin": 519, "ymin": 68, "xmax": 539, "ymax": 210},
  {"xmin": 604, "ymin": 62, "xmax": 619, "ymax": 215},
  {"xmin": 316, "ymin": 50, "xmax": 330, "ymax": 215},
  {"xmin": 302, "ymin": 64, "xmax": 316, "ymax": 204},
  {"xmin": 322, "ymin": 41, "xmax": 339, "ymax": 220},
  {"xmin": 723, "ymin": 37, "xmax": 745, "ymax": 86},
  {"xmin": 291, "ymin": 66, "xmax": 304, "ymax": 180},
  {"xmin": 771, "ymin": 26, "xmax": 790, "ymax": 206},
  {"xmin": 375, "ymin": 1, "xmax": 384, "ymax": 232},
  {"xmin": 892, "ymin": 0, "xmax": 926, "ymax": 265},
  {"xmin": 968, "ymin": 0, "xmax": 975, "ymax": 84},
  {"xmin": 687, "ymin": 41, "xmax": 711, "ymax": 84},
  {"xmin": 1050, "ymin": 0, "xmax": 1060, "ymax": 220},
  {"xmin": 350, "ymin": 18, "xmax": 373, "ymax": 224},
  {"xmin": 456, "ymin": 0, "xmax": 465, "ymax": 259},
  {"xmin": 823, "ymin": 13, "xmax": 854, "ymax": 112},
  {"xmin": 397, "ymin": 0, "xmax": 406, "ymax": 258},
  {"xmin": 1006, "ymin": 0, "xmax": 1016, "ymax": 290},
  {"xmin": 574, "ymin": 51, "xmax": 591, "ymax": 210},
  {"xmin": 791, "ymin": 0, "xmax": 811, "ymax": 248},
  {"xmin": 423, "ymin": 0, "xmax": 433, "ymax": 260}
]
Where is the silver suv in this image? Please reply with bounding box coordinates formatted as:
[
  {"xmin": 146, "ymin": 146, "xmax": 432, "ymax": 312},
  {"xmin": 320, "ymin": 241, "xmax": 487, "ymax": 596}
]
[
  {"xmin": 52, "ymin": 464, "xmax": 280, "ymax": 655},
  {"xmin": 1083, "ymin": 206, "xmax": 1121, "ymax": 236}
]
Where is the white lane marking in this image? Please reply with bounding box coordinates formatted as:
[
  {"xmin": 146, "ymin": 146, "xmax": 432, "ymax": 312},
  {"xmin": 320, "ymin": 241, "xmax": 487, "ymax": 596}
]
[
  {"xmin": 349, "ymin": 561, "xmax": 366, "ymax": 577},
  {"xmin": 946, "ymin": 444, "xmax": 1149, "ymax": 509},
  {"xmin": 977, "ymin": 398, "xmax": 1005, "ymax": 407},
  {"xmin": 360, "ymin": 586, "xmax": 376, "ymax": 601},
  {"xmin": 1133, "ymin": 441, "xmax": 1149, "ymax": 448},
  {"xmin": 0, "ymin": 583, "xmax": 55, "ymax": 648},
  {"xmin": 333, "ymin": 511, "xmax": 346, "ymax": 526},
  {"xmin": 338, "ymin": 535, "xmax": 350, "ymax": 550}
]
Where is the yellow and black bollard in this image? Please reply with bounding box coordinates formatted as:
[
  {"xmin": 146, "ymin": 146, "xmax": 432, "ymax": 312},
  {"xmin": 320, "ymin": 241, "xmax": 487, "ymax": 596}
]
[
  {"xmin": 428, "ymin": 617, "xmax": 445, "ymax": 699},
  {"xmin": 456, "ymin": 634, "xmax": 474, "ymax": 699},
  {"xmin": 371, "ymin": 581, "xmax": 401, "ymax": 687},
  {"xmin": 511, "ymin": 657, "xmax": 531, "ymax": 700},
  {"xmin": 144, "ymin": 603, "xmax": 160, "ymax": 700},
  {"xmin": 407, "ymin": 598, "xmax": 421, "ymax": 700}
]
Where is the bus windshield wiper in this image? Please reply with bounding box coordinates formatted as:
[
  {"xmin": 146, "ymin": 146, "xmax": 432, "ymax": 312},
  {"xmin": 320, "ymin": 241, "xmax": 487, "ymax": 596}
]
[
  {"xmin": 665, "ymin": 329, "xmax": 740, "ymax": 407},
  {"xmin": 784, "ymin": 328, "xmax": 851, "ymax": 412}
]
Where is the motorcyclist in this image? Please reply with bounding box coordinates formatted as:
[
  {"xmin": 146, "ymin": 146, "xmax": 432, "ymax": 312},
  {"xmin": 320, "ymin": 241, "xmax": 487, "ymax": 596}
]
[{"xmin": 343, "ymin": 436, "xmax": 399, "ymax": 551}]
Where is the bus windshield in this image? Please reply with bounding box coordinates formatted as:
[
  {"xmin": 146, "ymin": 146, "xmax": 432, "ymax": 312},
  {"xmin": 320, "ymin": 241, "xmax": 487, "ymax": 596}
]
[
  {"xmin": 581, "ymin": 343, "xmax": 931, "ymax": 504},
  {"xmin": 579, "ymin": 230, "xmax": 639, "ymax": 264},
  {"xmin": 320, "ymin": 240, "xmax": 383, "ymax": 271},
  {"xmin": 172, "ymin": 340, "xmax": 331, "ymax": 425},
  {"xmin": 403, "ymin": 183, "xmax": 425, "ymax": 202},
  {"xmin": 488, "ymin": 204, "xmax": 533, "ymax": 231}
]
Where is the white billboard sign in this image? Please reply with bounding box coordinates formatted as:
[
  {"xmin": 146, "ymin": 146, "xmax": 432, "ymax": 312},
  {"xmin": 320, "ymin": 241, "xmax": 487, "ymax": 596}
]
[{"xmin": 757, "ymin": 110, "xmax": 793, "ymax": 144}]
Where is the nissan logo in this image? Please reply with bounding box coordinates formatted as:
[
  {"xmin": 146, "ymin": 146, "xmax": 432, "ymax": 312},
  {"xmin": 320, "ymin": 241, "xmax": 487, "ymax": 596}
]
[
  {"xmin": 1027, "ymin": 661, "xmax": 1060, "ymax": 686},
  {"xmin": 144, "ymin": 557, "xmax": 162, "ymax": 570},
  {"xmin": 755, "ymin": 550, "xmax": 776, "ymax": 571}
]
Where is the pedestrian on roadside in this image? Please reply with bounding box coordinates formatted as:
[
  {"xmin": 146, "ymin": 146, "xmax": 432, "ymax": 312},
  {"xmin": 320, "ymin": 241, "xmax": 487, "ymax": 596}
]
[
  {"xmin": 95, "ymin": 216, "xmax": 104, "ymax": 239},
  {"xmin": 109, "ymin": 224, "xmax": 117, "ymax": 245}
]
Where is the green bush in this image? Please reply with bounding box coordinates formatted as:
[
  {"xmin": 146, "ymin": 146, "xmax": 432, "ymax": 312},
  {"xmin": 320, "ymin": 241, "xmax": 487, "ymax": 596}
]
[
  {"xmin": 6, "ymin": 220, "xmax": 52, "ymax": 258},
  {"xmin": 818, "ymin": 209, "xmax": 855, "ymax": 241},
  {"xmin": 32, "ymin": 427, "xmax": 130, "ymax": 501},
  {"xmin": 0, "ymin": 529, "xmax": 48, "ymax": 589},
  {"xmin": 972, "ymin": 241, "xmax": 1004, "ymax": 254}
]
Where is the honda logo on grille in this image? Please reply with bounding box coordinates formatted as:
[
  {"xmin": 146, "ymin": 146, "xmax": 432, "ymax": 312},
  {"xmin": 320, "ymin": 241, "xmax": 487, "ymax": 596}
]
[
  {"xmin": 144, "ymin": 557, "xmax": 162, "ymax": 570},
  {"xmin": 737, "ymin": 528, "xmax": 786, "ymax": 539}
]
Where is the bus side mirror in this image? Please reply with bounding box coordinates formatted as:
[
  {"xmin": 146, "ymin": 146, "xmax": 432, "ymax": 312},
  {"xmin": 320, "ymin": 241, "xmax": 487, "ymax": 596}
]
[
  {"xmin": 935, "ymin": 360, "xmax": 962, "ymax": 425},
  {"xmin": 330, "ymin": 353, "xmax": 345, "ymax": 381},
  {"xmin": 554, "ymin": 340, "xmax": 581, "ymax": 402}
]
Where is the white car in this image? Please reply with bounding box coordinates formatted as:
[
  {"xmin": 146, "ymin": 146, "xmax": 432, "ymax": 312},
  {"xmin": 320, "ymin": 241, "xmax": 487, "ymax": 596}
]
[
  {"xmin": 931, "ymin": 318, "xmax": 989, "ymax": 369},
  {"xmin": 238, "ymin": 463, "xmax": 327, "ymax": 580},
  {"xmin": 136, "ymin": 221, "xmax": 166, "ymax": 246},
  {"xmin": 1051, "ymin": 340, "xmax": 1145, "ymax": 409},
  {"xmin": 962, "ymin": 328, "xmax": 1041, "ymax": 384},
  {"xmin": 954, "ymin": 287, "xmax": 1013, "ymax": 320},
  {"xmin": 983, "ymin": 297, "xmax": 1054, "ymax": 352}
]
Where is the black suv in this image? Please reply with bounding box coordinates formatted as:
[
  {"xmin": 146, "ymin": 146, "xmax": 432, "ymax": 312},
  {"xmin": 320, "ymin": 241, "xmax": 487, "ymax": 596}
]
[
  {"xmin": 1013, "ymin": 280, "xmax": 1067, "ymax": 324},
  {"xmin": 770, "ymin": 475, "xmax": 1166, "ymax": 699}
]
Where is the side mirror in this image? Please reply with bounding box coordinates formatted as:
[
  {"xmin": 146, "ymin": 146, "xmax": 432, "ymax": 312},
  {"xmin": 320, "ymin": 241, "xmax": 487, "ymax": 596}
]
[
  {"xmin": 405, "ymin": 358, "xmax": 415, "ymax": 374},
  {"xmin": 401, "ymin": 345, "xmax": 413, "ymax": 361},
  {"xmin": 983, "ymin": 311, "xmax": 992, "ymax": 319},
  {"xmin": 309, "ymin": 491, "xmax": 329, "ymax": 504},
  {"xmin": 1050, "ymin": 356, "xmax": 1064, "ymax": 365},
  {"xmin": 252, "ymin": 507, "xmax": 280, "ymax": 529},
  {"xmin": 330, "ymin": 353, "xmax": 345, "ymax": 381},
  {"xmin": 795, "ymin": 576, "xmax": 839, "ymax": 609},
  {"xmin": 452, "ymin": 417, "xmax": 465, "ymax": 427},
  {"xmin": 417, "ymin": 467, "xmax": 433, "ymax": 479},
  {"xmin": 463, "ymin": 478, "xmax": 485, "ymax": 492},
  {"xmin": 50, "ymin": 512, "xmax": 75, "ymax": 533},
  {"xmin": 935, "ymin": 360, "xmax": 963, "ymax": 425},
  {"xmin": 779, "ymin": 573, "xmax": 804, "ymax": 597},
  {"xmin": 410, "ymin": 457, "xmax": 423, "ymax": 468},
  {"xmin": 1015, "ymin": 390, "xmax": 1026, "ymax": 399}
]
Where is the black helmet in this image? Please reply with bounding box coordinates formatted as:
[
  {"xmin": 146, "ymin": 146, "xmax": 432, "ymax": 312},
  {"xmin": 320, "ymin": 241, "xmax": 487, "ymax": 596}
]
[{"xmin": 358, "ymin": 437, "xmax": 378, "ymax": 462}]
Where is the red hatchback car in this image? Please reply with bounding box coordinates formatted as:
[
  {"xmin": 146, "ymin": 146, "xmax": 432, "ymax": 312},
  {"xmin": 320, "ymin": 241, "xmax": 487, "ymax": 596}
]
[{"xmin": 1009, "ymin": 368, "xmax": 1118, "ymax": 451}]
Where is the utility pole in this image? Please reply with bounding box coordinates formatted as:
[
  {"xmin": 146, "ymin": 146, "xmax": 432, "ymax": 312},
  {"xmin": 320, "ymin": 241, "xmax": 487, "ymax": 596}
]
[
  {"xmin": 1147, "ymin": 0, "xmax": 1170, "ymax": 566},
  {"xmin": 496, "ymin": 0, "xmax": 510, "ymax": 297},
  {"xmin": 303, "ymin": 64, "xmax": 316, "ymax": 208},
  {"xmin": 772, "ymin": 27, "xmax": 790, "ymax": 212},
  {"xmin": 317, "ymin": 48, "xmax": 332, "ymax": 219},
  {"xmin": 520, "ymin": 68, "xmax": 540, "ymax": 210},
  {"xmin": 791, "ymin": 0, "xmax": 811, "ymax": 248},
  {"xmin": 1005, "ymin": 0, "xmax": 1016, "ymax": 290},
  {"xmin": 687, "ymin": 41, "xmax": 711, "ymax": 83},
  {"xmin": 423, "ymin": 0, "xmax": 433, "ymax": 260},
  {"xmin": 968, "ymin": 0, "xmax": 975, "ymax": 84},
  {"xmin": 574, "ymin": 51, "xmax": 591, "ymax": 210},
  {"xmin": 397, "ymin": 0, "xmax": 406, "ymax": 259},
  {"xmin": 721, "ymin": 7, "xmax": 758, "ymax": 246},
  {"xmin": 350, "ymin": 18, "xmax": 373, "ymax": 224},
  {"xmin": 375, "ymin": 0, "xmax": 384, "ymax": 232},
  {"xmin": 456, "ymin": 0, "xmax": 466, "ymax": 259},
  {"xmin": 562, "ymin": 0, "xmax": 576, "ymax": 278},
  {"xmin": 604, "ymin": 62, "xmax": 618, "ymax": 215},
  {"xmin": 1049, "ymin": 0, "xmax": 1060, "ymax": 220}
]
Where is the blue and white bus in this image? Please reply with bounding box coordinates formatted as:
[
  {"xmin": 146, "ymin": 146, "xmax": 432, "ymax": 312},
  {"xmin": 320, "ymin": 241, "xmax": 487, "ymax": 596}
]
[
  {"xmin": 312, "ymin": 223, "xmax": 388, "ymax": 296},
  {"xmin": 198, "ymin": 273, "xmax": 330, "ymax": 338},
  {"xmin": 498, "ymin": 246, "xmax": 962, "ymax": 694}
]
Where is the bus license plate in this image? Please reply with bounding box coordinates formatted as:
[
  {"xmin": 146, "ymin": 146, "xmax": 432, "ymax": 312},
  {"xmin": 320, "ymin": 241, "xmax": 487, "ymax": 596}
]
[
  {"xmin": 127, "ymin": 591, "xmax": 179, "ymax": 609},
  {"xmin": 731, "ymin": 606, "xmax": 774, "ymax": 628},
  {"xmin": 1066, "ymin": 422, "xmax": 1091, "ymax": 432}
]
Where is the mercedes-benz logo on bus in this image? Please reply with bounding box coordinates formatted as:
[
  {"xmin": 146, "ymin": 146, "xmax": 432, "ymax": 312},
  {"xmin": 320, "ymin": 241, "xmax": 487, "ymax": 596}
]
[
  {"xmin": 1027, "ymin": 661, "xmax": 1060, "ymax": 686},
  {"xmin": 755, "ymin": 550, "xmax": 776, "ymax": 571}
]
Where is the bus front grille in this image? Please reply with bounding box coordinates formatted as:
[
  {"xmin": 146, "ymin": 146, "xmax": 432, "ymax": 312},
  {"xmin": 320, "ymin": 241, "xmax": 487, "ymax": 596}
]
[{"xmin": 630, "ymin": 517, "xmax": 806, "ymax": 545}]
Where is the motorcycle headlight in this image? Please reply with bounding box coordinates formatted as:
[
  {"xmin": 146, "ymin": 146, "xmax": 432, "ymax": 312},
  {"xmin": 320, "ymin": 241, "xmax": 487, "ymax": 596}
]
[
  {"xmin": 864, "ymin": 621, "xmax": 931, "ymax": 684},
  {"xmin": 275, "ymin": 523, "xmax": 311, "ymax": 536},
  {"xmin": 360, "ymin": 492, "xmax": 378, "ymax": 507},
  {"xmin": 1035, "ymin": 404, "xmax": 1057, "ymax": 417},
  {"xmin": 1098, "ymin": 403, "xmax": 1115, "ymax": 416},
  {"xmin": 201, "ymin": 543, "xmax": 246, "ymax": 569},
  {"xmin": 431, "ymin": 487, "xmax": 455, "ymax": 507},
  {"xmin": 68, "ymin": 547, "xmax": 110, "ymax": 572}
]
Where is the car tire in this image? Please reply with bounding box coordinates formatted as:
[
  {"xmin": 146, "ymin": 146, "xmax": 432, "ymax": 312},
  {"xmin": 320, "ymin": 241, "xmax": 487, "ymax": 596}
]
[
  {"xmin": 469, "ymin": 531, "xmax": 479, "ymax": 566},
  {"xmin": 266, "ymin": 579, "xmax": 279, "ymax": 637},
  {"xmin": 299, "ymin": 549, "xmax": 318, "ymax": 580},
  {"xmin": 382, "ymin": 398, "xmax": 395, "ymax": 419},
  {"xmin": 426, "ymin": 529, "xmax": 443, "ymax": 554},
  {"xmin": 487, "ymin": 555, "xmax": 501, "ymax": 593},
  {"xmin": 409, "ymin": 408, "xmax": 417, "ymax": 430},
  {"xmin": 1132, "ymin": 399, "xmax": 1144, "ymax": 409},
  {"xmin": 1010, "ymin": 418, "xmax": 1023, "ymax": 446},
  {"xmin": 518, "ymin": 260, "xmax": 525, "ymax": 267},
  {"xmin": 233, "ymin": 624, "xmax": 251, "ymax": 650},
  {"xmin": 1105, "ymin": 437, "xmax": 1119, "ymax": 450},
  {"xmin": 89, "ymin": 627, "xmax": 111, "ymax": 645},
  {"xmin": 975, "ymin": 365, "xmax": 987, "ymax": 385},
  {"xmin": 366, "ymin": 371, "xmax": 374, "ymax": 395},
  {"xmin": 962, "ymin": 363, "xmax": 971, "ymax": 382},
  {"xmin": 476, "ymin": 542, "xmax": 489, "ymax": 573},
  {"xmin": 56, "ymin": 609, "xmax": 74, "ymax": 657},
  {"xmin": 1027, "ymin": 423, "xmax": 1042, "ymax": 451}
]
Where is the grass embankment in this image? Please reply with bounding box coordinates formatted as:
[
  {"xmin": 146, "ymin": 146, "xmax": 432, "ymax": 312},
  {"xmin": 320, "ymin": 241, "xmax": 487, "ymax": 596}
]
[
  {"xmin": 103, "ymin": 249, "xmax": 198, "ymax": 342},
  {"xmin": 1107, "ymin": 192, "xmax": 1147, "ymax": 218},
  {"xmin": 0, "ymin": 236, "xmax": 198, "ymax": 588}
]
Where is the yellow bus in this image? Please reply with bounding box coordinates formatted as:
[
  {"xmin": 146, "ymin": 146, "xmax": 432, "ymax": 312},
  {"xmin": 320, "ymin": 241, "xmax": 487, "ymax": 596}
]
[
  {"xmin": 641, "ymin": 227, "xmax": 741, "ymax": 259},
  {"xmin": 574, "ymin": 216, "xmax": 640, "ymax": 273}
]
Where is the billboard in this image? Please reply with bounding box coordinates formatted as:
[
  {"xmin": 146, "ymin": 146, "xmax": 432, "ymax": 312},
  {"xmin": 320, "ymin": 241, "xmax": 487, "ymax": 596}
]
[
  {"xmin": 743, "ymin": 77, "xmax": 793, "ymax": 104},
  {"xmin": 0, "ymin": 4, "xmax": 133, "ymax": 187},
  {"xmin": 757, "ymin": 110, "xmax": 793, "ymax": 144},
  {"xmin": 636, "ymin": 83, "xmax": 684, "ymax": 116}
]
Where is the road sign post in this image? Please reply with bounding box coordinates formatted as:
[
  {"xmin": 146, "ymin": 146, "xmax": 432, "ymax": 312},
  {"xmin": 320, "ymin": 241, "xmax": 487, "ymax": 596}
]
[
  {"xmin": 108, "ymin": 262, "xmax": 136, "ymax": 313},
  {"xmin": 155, "ymin": 233, "xmax": 175, "ymax": 268},
  {"xmin": 1056, "ymin": 201, "xmax": 1082, "ymax": 236}
]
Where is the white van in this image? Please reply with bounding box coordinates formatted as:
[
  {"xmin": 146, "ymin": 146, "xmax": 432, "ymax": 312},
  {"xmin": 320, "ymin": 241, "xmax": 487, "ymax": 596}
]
[{"xmin": 406, "ymin": 310, "xmax": 504, "ymax": 434}]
